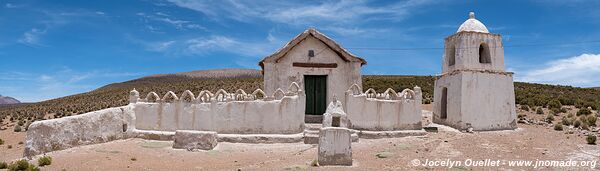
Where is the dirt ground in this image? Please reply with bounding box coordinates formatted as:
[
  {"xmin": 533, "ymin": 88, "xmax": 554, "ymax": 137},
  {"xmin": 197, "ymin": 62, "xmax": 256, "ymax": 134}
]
[{"xmin": 0, "ymin": 106, "xmax": 599, "ymax": 170}]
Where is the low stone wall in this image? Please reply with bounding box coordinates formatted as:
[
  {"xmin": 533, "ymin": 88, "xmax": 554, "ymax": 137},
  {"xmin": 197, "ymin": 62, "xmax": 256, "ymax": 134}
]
[
  {"xmin": 24, "ymin": 105, "xmax": 135, "ymax": 157},
  {"xmin": 344, "ymin": 84, "xmax": 423, "ymax": 131},
  {"xmin": 132, "ymin": 83, "xmax": 305, "ymax": 134}
]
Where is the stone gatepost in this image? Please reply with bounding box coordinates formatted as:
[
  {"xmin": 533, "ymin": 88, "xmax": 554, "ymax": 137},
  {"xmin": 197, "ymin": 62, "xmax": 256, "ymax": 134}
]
[{"xmin": 318, "ymin": 127, "xmax": 352, "ymax": 166}]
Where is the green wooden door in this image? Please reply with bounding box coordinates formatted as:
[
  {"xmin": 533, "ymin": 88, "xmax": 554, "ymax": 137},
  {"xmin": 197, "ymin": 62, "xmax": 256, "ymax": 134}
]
[{"xmin": 304, "ymin": 75, "xmax": 327, "ymax": 115}]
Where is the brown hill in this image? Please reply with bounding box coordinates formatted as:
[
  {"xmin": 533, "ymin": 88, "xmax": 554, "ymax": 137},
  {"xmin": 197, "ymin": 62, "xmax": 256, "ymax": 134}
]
[{"xmin": 0, "ymin": 95, "xmax": 20, "ymax": 105}]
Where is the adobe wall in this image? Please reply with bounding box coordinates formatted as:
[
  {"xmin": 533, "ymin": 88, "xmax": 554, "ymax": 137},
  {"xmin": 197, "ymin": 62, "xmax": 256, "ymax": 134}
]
[
  {"xmin": 343, "ymin": 84, "xmax": 423, "ymax": 131},
  {"xmin": 263, "ymin": 36, "xmax": 362, "ymax": 106},
  {"xmin": 24, "ymin": 106, "xmax": 135, "ymax": 157},
  {"xmin": 133, "ymin": 94, "xmax": 305, "ymax": 134}
]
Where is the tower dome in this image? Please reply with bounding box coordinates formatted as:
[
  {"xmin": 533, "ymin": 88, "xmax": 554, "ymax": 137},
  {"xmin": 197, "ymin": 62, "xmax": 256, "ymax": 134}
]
[{"xmin": 456, "ymin": 12, "xmax": 489, "ymax": 33}]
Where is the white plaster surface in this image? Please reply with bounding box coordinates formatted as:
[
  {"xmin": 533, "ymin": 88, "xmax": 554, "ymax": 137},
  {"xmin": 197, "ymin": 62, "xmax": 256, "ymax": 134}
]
[
  {"xmin": 344, "ymin": 87, "xmax": 423, "ymax": 131},
  {"xmin": 318, "ymin": 127, "xmax": 353, "ymax": 166},
  {"xmin": 434, "ymin": 22, "xmax": 517, "ymax": 131},
  {"xmin": 457, "ymin": 12, "xmax": 489, "ymax": 33},
  {"xmin": 134, "ymin": 94, "xmax": 305, "ymax": 134},
  {"xmin": 24, "ymin": 105, "xmax": 135, "ymax": 157},
  {"xmin": 262, "ymin": 34, "xmax": 363, "ymax": 106}
]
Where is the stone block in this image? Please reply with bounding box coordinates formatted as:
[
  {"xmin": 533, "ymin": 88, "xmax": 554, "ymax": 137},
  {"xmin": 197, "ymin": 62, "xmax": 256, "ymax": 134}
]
[
  {"xmin": 318, "ymin": 127, "xmax": 352, "ymax": 166},
  {"xmin": 173, "ymin": 130, "xmax": 218, "ymax": 151}
]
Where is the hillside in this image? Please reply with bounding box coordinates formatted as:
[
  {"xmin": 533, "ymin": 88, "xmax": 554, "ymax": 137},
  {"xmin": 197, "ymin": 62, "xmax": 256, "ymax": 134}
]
[
  {"xmin": 0, "ymin": 95, "xmax": 20, "ymax": 105},
  {"xmin": 1, "ymin": 69, "xmax": 599, "ymax": 124}
]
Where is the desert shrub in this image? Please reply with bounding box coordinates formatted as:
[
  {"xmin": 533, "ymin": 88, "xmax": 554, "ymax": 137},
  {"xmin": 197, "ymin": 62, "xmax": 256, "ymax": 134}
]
[
  {"xmin": 0, "ymin": 138, "xmax": 4, "ymax": 145},
  {"xmin": 546, "ymin": 114, "xmax": 554, "ymax": 123},
  {"xmin": 17, "ymin": 120, "xmax": 24, "ymax": 126},
  {"xmin": 517, "ymin": 114, "xmax": 526, "ymax": 119},
  {"xmin": 13, "ymin": 125, "xmax": 21, "ymax": 132},
  {"xmin": 554, "ymin": 124, "xmax": 563, "ymax": 131},
  {"xmin": 0, "ymin": 161, "xmax": 7, "ymax": 169},
  {"xmin": 520, "ymin": 105, "xmax": 530, "ymax": 111},
  {"xmin": 581, "ymin": 122, "xmax": 590, "ymax": 130},
  {"xmin": 577, "ymin": 108, "xmax": 592, "ymax": 116},
  {"xmin": 38, "ymin": 156, "xmax": 52, "ymax": 167},
  {"xmin": 550, "ymin": 108, "xmax": 560, "ymax": 116},
  {"xmin": 560, "ymin": 107, "xmax": 567, "ymax": 113},
  {"xmin": 574, "ymin": 120, "xmax": 582, "ymax": 128},
  {"xmin": 536, "ymin": 107, "xmax": 544, "ymax": 115},
  {"xmin": 561, "ymin": 117, "xmax": 572, "ymax": 126},
  {"xmin": 548, "ymin": 99, "xmax": 562, "ymax": 109},
  {"xmin": 567, "ymin": 113, "xmax": 574, "ymax": 118},
  {"xmin": 587, "ymin": 115, "xmax": 597, "ymax": 126},
  {"xmin": 7, "ymin": 145, "xmax": 12, "ymax": 149},
  {"xmin": 8, "ymin": 159, "xmax": 30, "ymax": 171},
  {"xmin": 588, "ymin": 135, "xmax": 597, "ymax": 145}
]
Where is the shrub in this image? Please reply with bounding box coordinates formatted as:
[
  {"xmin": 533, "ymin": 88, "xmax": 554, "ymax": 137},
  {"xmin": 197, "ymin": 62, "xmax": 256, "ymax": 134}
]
[
  {"xmin": 567, "ymin": 113, "xmax": 574, "ymax": 118},
  {"xmin": 587, "ymin": 135, "xmax": 597, "ymax": 145},
  {"xmin": 577, "ymin": 108, "xmax": 592, "ymax": 116},
  {"xmin": 0, "ymin": 138, "xmax": 4, "ymax": 145},
  {"xmin": 17, "ymin": 120, "xmax": 24, "ymax": 126},
  {"xmin": 7, "ymin": 145, "xmax": 12, "ymax": 149},
  {"xmin": 560, "ymin": 107, "xmax": 567, "ymax": 113},
  {"xmin": 0, "ymin": 161, "xmax": 7, "ymax": 169},
  {"xmin": 38, "ymin": 156, "xmax": 52, "ymax": 167},
  {"xmin": 548, "ymin": 99, "xmax": 562, "ymax": 109},
  {"xmin": 8, "ymin": 159, "xmax": 30, "ymax": 171},
  {"xmin": 546, "ymin": 114, "xmax": 554, "ymax": 123},
  {"xmin": 520, "ymin": 105, "xmax": 530, "ymax": 111},
  {"xmin": 574, "ymin": 120, "xmax": 582, "ymax": 128},
  {"xmin": 587, "ymin": 115, "xmax": 597, "ymax": 126},
  {"xmin": 561, "ymin": 117, "xmax": 572, "ymax": 126},
  {"xmin": 582, "ymin": 123, "xmax": 589, "ymax": 130},
  {"xmin": 536, "ymin": 107, "xmax": 544, "ymax": 115},
  {"xmin": 13, "ymin": 125, "xmax": 21, "ymax": 132},
  {"xmin": 554, "ymin": 124, "xmax": 563, "ymax": 131}
]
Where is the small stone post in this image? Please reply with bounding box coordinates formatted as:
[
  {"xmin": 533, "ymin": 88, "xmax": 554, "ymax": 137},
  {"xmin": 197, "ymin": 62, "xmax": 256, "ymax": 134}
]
[
  {"xmin": 318, "ymin": 127, "xmax": 352, "ymax": 166},
  {"xmin": 129, "ymin": 88, "xmax": 139, "ymax": 104}
]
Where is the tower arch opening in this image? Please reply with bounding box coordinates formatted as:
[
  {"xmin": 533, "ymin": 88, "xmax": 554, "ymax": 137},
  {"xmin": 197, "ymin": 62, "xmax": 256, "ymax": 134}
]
[
  {"xmin": 478, "ymin": 43, "xmax": 491, "ymax": 64},
  {"xmin": 447, "ymin": 45, "xmax": 456, "ymax": 66}
]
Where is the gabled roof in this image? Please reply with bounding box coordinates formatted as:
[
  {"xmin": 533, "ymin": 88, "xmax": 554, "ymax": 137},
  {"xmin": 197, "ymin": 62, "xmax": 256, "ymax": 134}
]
[{"xmin": 259, "ymin": 28, "xmax": 367, "ymax": 69}]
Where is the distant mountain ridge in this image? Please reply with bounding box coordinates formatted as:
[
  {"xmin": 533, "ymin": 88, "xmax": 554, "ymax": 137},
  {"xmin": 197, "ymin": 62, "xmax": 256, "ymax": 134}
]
[{"xmin": 0, "ymin": 95, "xmax": 20, "ymax": 104}]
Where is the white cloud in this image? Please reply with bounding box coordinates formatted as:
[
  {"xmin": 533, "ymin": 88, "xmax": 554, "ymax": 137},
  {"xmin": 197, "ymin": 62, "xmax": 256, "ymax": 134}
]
[
  {"xmin": 95, "ymin": 11, "xmax": 105, "ymax": 15},
  {"xmin": 137, "ymin": 12, "xmax": 205, "ymax": 30},
  {"xmin": 147, "ymin": 40, "xmax": 176, "ymax": 52},
  {"xmin": 516, "ymin": 53, "xmax": 600, "ymax": 87},
  {"xmin": 5, "ymin": 3, "xmax": 19, "ymax": 8},
  {"xmin": 18, "ymin": 28, "xmax": 47, "ymax": 46},
  {"xmin": 184, "ymin": 35, "xmax": 279, "ymax": 57},
  {"xmin": 166, "ymin": 0, "xmax": 434, "ymax": 25}
]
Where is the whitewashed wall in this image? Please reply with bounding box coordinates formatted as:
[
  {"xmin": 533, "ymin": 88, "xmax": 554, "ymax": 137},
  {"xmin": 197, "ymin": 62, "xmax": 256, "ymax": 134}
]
[
  {"xmin": 134, "ymin": 95, "xmax": 305, "ymax": 134},
  {"xmin": 24, "ymin": 106, "xmax": 135, "ymax": 157},
  {"xmin": 343, "ymin": 84, "xmax": 423, "ymax": 131},
  {"xmin": 132, "ymin": 83, "xmax": 306, "ymax": 134}
]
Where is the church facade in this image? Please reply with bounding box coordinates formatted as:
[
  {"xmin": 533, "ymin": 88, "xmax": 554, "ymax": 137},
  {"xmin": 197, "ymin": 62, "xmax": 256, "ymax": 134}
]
[{"xmin": 259, "ymin": 28, "xmax": 366, "ymax": 122}]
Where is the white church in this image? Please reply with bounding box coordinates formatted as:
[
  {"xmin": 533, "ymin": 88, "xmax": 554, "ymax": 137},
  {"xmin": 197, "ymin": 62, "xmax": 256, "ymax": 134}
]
[{"xmin": 23, "ymin": 12, "xmax": 517, "ymax": 157}]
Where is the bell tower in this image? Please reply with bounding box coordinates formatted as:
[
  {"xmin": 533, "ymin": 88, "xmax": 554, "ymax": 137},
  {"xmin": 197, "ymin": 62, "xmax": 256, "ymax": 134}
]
[{"xmin": 433, "ymin": 12, "xmax": 517, "ymax": 131}]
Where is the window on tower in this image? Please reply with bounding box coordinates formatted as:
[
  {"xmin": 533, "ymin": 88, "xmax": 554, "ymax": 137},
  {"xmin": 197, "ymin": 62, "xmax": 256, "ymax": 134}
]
[
  {"xmin": 478, "ymin": 43, "xmax": 491, "ymax": 64},
  {"xmin": 447, "ymin": 45, "xmax": 456, "ymax": 66}
]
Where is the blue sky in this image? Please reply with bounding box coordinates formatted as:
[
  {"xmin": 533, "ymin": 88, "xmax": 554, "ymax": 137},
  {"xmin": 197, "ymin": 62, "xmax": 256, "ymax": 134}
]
[{"xmin": 1, "ymin": 0, "xmax": 600, "ymax": 102}]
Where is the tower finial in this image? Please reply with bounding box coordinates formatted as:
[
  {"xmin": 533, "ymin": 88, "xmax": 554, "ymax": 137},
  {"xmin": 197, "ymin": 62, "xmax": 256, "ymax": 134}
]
[{"xmin": 469, "ymin": 11, "xmax": 475, "ymax": 19}]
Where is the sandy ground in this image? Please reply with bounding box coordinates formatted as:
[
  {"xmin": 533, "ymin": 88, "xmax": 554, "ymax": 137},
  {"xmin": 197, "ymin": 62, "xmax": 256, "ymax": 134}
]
[{"xmin": 0, "ymin": 105, "xmax": 599, "ymax": 170}]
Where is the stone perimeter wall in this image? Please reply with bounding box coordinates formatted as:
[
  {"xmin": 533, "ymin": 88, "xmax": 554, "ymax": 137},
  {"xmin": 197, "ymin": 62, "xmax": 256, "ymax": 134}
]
[
  {"xmin": 24, "ymin": 106, "xmax": 135, "ymax": 157},
  {"xmin": 344, "ymin": 84, "xmax": 423, "ymax": 131},
  {"xmin": 24, "ymin": 83, "xmax": 305, "ymax": 157},
  {"xmin": 133, "ymin": 91, "xmax": 305, "ymax": 134}
]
